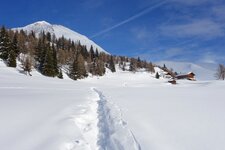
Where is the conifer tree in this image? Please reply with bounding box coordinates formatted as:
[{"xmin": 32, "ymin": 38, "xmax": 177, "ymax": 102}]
[
  {"xmin": 77, "ymin": 53, "xmax": 87, "ymax": 78},
  {"xmin": 7, "ymin": 49, "xmax": 17, "ymax": 67},
  {"xmin": 17, "ymin": 29, "xmax": 28, "ymax": 54},
  {"xmin": 36, "ymin": 38, "xmax": 46, "ymax": 71},
  {"xmin": 52, "ymin": 44, "xmax": 58, "ymax": 75},
  {"xmin": 163, "ymin": 64, "xmax": 167, "ymax": 69},
  {"xmin": 96, "ymin": 59, "xmax": 105, "ymax": 76},
  {"xmin": 95, "ymin": 49, "xmax": 99, "ymax": 58},
  {"xmin": 0, "ymin": 26, "xmax": 11, "ymax": 60},
  {"xmin": 69, "ymin": 58, "xmax": 79, "ymax": 80},
  {"xmin": 69, "ymin": 53, "xmax": 87, "ymax": 80},
  {"xmin": 109, "ymin": 55, "xmax": 116, "ymax": 72},
  {"xmin": 12, "ymin": 33, "xmax": 19, "ymax": 56},
  {"xmin": 129, "ymin": 58, "xmax": 137, "ymax": 72},
  {"xmin": 81, "ymin": 46, "xmax": 89, "ymax": 59},
  {"xmin": 137, "ymin": 57, "xmax": 142, "ymax": 68},
  {"xmin": 155, "ymin": 72, "xmax": 160, "ymax": 79},
  {"xmin": 46, "ymin": 32, "xmax": 51, "ymax": 42},
  {"xmin": 122, "ymin": 62, "xmax": 126, "ymax": 71},
  {"xmin": 89, "ymin": 45, "xmax": 95, "ymax": 61},
  {"xmin": 42, "ymin": 44, "xmax": 55, "ymax": 77}
]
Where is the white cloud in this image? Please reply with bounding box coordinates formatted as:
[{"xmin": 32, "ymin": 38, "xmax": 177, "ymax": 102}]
[{"xmin": 160, "ymin": 19, "xmax": 225, "ymax": 39}]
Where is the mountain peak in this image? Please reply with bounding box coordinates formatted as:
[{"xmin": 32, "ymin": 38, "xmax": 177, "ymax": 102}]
[
  {"xmin": 33, "ymin": 21, "xmax": 52, "ymax": 26},
  {"xmin": 13, "ymin": 21, "xmax": 108, "ymax": 54}
]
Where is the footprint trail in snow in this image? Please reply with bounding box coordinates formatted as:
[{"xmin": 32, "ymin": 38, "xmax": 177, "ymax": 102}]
[
  {"xmin": 93, "ymin": 88, "xmax": 141, "ymax": 150},
  {"xmin": 72, "ymin": 87, "xmax": 141, "ymax": 150}
]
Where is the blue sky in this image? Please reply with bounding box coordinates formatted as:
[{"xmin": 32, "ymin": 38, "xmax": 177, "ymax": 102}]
[{"xmin": 1, "ymin": 0, "xmax": 225, "ymax": 63}]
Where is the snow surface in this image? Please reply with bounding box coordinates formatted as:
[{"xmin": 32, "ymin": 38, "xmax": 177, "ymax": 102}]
[
  {"xmin": 1, "ymin": 60, "xmax": 225, "ymax": 150},
  {"xmin": 12, "ymin": 21, "xmax": 108, "ymax": 54},
  {"xmin": 156, "ymin": 61, "xmax": 217, "ymax": 80}
]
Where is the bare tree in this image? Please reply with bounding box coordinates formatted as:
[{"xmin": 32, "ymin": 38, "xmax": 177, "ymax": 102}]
[
  {"xmin": 215, "ymin": 64, "xmax": 225, "ymax": 80},
  {"xmin": 21, "ymin": 54, "xmax": 32, "ymax": 76}
]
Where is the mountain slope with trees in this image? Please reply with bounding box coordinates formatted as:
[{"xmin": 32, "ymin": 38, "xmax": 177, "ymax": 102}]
[{"xmin": 0, "ymin": 25, "xmax": 155, "ymax": 80}]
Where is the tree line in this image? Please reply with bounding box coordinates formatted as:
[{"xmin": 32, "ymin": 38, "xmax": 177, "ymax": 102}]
[{"xmin": 0, "ymin": 26, "xmax": 155, "ymax": 80}]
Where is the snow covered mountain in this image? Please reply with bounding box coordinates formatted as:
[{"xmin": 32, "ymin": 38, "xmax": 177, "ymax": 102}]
[
  {"xmin": 12, "ymin": 21, "xmax": 108, "ymax": 54},
  {"xmin": 156, "ymin": 61, "xmax": 217, "ymax": 80}
]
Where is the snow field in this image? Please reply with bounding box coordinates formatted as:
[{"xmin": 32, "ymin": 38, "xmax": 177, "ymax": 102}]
[
  {"xmin": 93, "ymin": 79, "xmax": 225, "ymax": 150},
  {"xmin": 1, "ymin": 60, "xmax": 225, "ymax": 150},
  {"xmin": 71, "ymin": 89, "xmax": 99, "ymax": 150}
]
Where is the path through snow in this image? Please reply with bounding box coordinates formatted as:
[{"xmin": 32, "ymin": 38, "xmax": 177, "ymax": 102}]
[
  {"xmin": 94, "ymin": 88, "xmax": 141, "ymax": 150},
  {"xmin": 67, "ymin": 88, "xmax": 141, "ymax": 150},
  {"xmin": 72, "ymin": 88, "xmax": 141, "ymax": 150}
]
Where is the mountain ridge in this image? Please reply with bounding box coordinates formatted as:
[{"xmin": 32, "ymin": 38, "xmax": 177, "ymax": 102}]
[{"xmin": 12, "ymin": 21, "xmax": 108, "ymax": 54}]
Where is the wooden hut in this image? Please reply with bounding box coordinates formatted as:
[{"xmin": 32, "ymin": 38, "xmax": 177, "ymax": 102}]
[{"xmin": 176, "ymin": 72, "xmax": 195, "ymax": 81}]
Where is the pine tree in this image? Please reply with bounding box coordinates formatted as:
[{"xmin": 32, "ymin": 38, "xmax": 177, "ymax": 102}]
[
  {"xmin": 163, "ymin": 64, "xmax": 167, "ymax": 69},
  {"xmin": 109, "ymin": 55, "xmax": 116, "ymax": 72},
  {"xmin": 42, "ymin": 44, "xmax": 55, "ymax": 77},
  {"xmin": 81, "ymin": 46, "xmax": 89, "ymax": 60},
  {"xmin": 69, "ymin": 53, "xmax": 87, "ymax": 80},
  {"xmin": 155, "ymin": 72, "xmax": 160, "ymax": 79},
  {"xmin": 137, "ymin": 57, "xmax": 142, "ymax": 68},
  {"xmin": 95, "ymin": 49, "xmax": 99, "ymax": 58},
  {"xmin": 122, "ymin": 62, "xmax": 126, "ymax": 71},
  {"xmin": 35, "ymin": 38, "xmax": 45, "ymax": 71},
  {"xmin": 69, "ymin": 58, "xmax": 79, "ymax": 80},
  {"xmin": 17, "ymin": 30, "xmax": 28, "ymax": 54},
  {"xmin": 7, "ymin": 49, "xmax": 17, "ymax": 67},
  {"xmin": 96, "ymin": 59, "xmax": 105, "ymax": 76},
  {"xmin": 89, "ymin": 45, "xmax": 95, "ymax": 61},
  {"xmin": 129, "ymin": 58, "xmax": 137, "ymax": 72},
  {"xmin": 52, "ymin": 44, "xmax": 58, "ymax": 75},
  {"xmin": 77, "ymin": 53, "xmax": 87, "ymax": 78},
  {"xmin": 36, "ymin": 39, "xmax": 41, "ymax": 66},
  {"xmin": 46, "ymin": 32, "xmax": 51, "ymax": 42},
  {"xmin": 0, "ymin": 26, "xmax": 11, "ymax": 60},
  {"xmin": 12, "ymin": 33, "xmax": 19, "ymax": 56}
]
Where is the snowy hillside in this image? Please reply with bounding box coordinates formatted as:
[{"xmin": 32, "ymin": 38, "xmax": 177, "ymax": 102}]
[
  {"xmin": 1, "ymin": 60, "xmax": 225, "ymax": 150},
  {"xmin": 13, "ymin": 21, "xmax": 108, "ymax": 54},
  {"xmin": 156, "ymin": 61, "xmax": 217, "ymax": 80}
]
